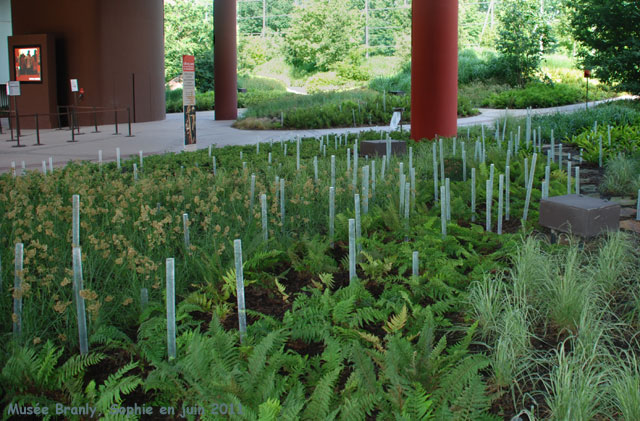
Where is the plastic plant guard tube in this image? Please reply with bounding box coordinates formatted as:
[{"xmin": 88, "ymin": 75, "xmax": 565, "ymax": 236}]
[
  {"xmin": 72, "ymin": 247, "xmax": 89, "ymax": 354},
  {"xmin": 72, "ymin": 195, "xmax": 80, "ymax": 248},
  {"xmin": 522, "ymin": 153, "xmax": 538, "ymax": 222},
  {"xmin": 234, "ymin": 240, "xmax": 247, "ymax": 344},
  {"xmin": 440, "ymin": 186, "xmax": 447, "ymax": 239},
  {"xmin": 261, "ymin": 194, "xmax": 268, "ymax": 241}
]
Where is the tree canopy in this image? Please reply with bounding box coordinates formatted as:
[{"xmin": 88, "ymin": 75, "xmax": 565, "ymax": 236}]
[{"xmin": 570, "ymin": 0, "xmax": 640, "ymax": 94}]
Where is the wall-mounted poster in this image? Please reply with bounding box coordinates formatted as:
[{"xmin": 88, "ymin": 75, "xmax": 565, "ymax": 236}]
[{"xmin": 14, "ymin": 46, "xmax": 42, "ymax": 82}]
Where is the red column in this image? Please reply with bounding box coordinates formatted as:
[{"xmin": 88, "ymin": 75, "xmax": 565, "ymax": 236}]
[
  {"xmin": 214, "ymin": 0, "xmax": 238, "ymax": 120},
  {"xmin": 411, "ymin": 0, "xmax": 458, "ymax": 141}
]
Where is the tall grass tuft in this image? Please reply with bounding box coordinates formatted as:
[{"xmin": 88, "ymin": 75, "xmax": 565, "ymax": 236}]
[{"xmin": 545, "ymin": 343, "xmax": 608, "ymax": 421}]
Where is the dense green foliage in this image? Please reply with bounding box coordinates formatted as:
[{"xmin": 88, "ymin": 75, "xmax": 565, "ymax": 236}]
[
  {"xmin": 496, "ymin": 0, "xmax": 552, "ymax": 85},
  {"xmin": 166, "ymin": 76, "xmax": 290, "ymax": 113},
  {"xmin": 523, "ymin": 100, "xmax": 640, "ymax": 140},
  {"xmin": 569, "ymin": 0, "xmax": 640, "ymax": 94},
  {"xmin": 164, "ymin": 0, "xmax": 213, "ymax": 87},
  {"xmin": 4, "ymin": 104, "xmax": 640, "ymax": 418},
  {"xmin": 235, "ymin": 89, "xmax": 477, "ymax": 130},
  {"xmin": 482, "ymin": 81, "xmax": 611, "ymax": 109},
  {"xmin": 283, "ymin": 0, "xmax": 363, "ymax": 73},
  {"xmin": 570, "ymin": 124, "xmax": 640, "ymax": 166}
]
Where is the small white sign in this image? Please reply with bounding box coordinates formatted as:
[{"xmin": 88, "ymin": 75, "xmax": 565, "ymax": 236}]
[
  {"xmin": 7, "ymin": 81, "xmax": 20, "ymax": 96},
  {"xmin": 390, "ymin": 111, "xmax": 401, "ymax": 131},
  {"xmin": 70, "ymin": 79, "xmax": 79, "ymax": 92}
]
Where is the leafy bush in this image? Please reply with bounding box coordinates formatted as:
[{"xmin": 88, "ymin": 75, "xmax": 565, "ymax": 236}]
[
  {"xmin": 524, "ymin": 100, "xmax": 640, "ymax": 140},
  {"xmin": 236, "ymin": 89, "xmax": 477, "ymax": 130},
  {"xmin": 165, "ymin": 76, "xmax": 289, "ymax": 113},
  {"xmin": 483, "ymin": 81, "xmax": 613, "ymax": 109},
  {"xmin": 458, "ymin": 49, "xmax": 510, "ymax": 85},
  {"xmin": 496, "ymin": 0, "xmax": 551, "ymax": 85},
  {"xmin": 238, "ymin": 75, "xmax": 287, "ymax": 92},
  {"xmin": 284, "ymin": 0, "xmax": 362, "ymax": 72},
  {"xmin": 571, "ymin": 124, "xmax": 640, "ymax": 167}
]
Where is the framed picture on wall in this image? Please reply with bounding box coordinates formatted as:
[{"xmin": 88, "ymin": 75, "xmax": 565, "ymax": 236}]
[{"xmin": 14, "ymin": 46, "xmax": 42, "ymax": 82}]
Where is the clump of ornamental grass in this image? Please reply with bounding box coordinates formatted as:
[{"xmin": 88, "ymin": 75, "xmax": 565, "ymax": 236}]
[{"xmin": 599, "ymin": 154, "xmax": 640, "ymax": 196}]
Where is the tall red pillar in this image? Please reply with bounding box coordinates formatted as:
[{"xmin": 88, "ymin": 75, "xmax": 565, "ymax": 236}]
[
  {"xmin": 411, "ymin": 0, "xmax": 458, "ymax": 141},
  {"xmin": 214, "ymin": 0, "xmax": 238, "ymax": 120}
]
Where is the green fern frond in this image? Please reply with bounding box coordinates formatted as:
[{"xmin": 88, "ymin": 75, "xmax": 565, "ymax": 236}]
[
  {"xmin": 58, "ymin": 352, "xmax": 106, "ymax": 386},
  {"xmin": 258, "ymin": 398, "xmax": 282, "ymax": 421},
  {"xmin": 400, "ymin": 384, "xmax": 434, "ymax": 421},
  {"xmin": 90, "ymin": 325, "xmax": 133, "ymax": 347},
  {"xmin": 303, "ymin": 366, "xmax": 342, "ymax": 420},
  {"xmin": 96, "ymin": 361, "xmax": 142, "ymax": 412},
  {"xmin": 35, "ymin": 341, "xmax": 63, "ymax": 386}
]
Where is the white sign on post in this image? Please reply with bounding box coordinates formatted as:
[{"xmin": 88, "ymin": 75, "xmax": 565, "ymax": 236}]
[
  {"xmin": 7, "ymin": 81, "xmax": 20, "ymax": 96},
  {"xmin": 390, "ymin": 111, "xmax": 401, "ymax": 131},
  {"xmin": 70, "ymin": 79, "xmax": 78, "ymax": 92}
]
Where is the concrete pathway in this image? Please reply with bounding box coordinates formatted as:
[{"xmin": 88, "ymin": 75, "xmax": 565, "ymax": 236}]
[{"xmin": 0, "ymin": 95, "xmax": 635, "ymax": 173}]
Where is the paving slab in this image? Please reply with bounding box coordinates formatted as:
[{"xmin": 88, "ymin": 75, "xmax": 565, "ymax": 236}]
[{"xmin": 620, "ymin": 219, "xmax": 640, "ymax": 234}]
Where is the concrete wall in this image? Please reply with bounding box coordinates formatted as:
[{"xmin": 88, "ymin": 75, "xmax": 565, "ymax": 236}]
[
  {"xmin": 0, "ymin": 0, "xmax": 12, "ymax": 83},
  {"xmin": 11, "ymin": 0, "xmax": 165, "ymax": 126}
]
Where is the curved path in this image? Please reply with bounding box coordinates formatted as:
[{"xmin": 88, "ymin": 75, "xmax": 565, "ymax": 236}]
[{"xmin": 0, "ymin": 96, "xmax": 635, "ymax": 173}]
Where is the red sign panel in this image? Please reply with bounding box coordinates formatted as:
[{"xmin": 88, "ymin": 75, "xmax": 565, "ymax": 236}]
[{"xmin": 182, "ymin": 55, "xmax": 195, "ymax": 72}]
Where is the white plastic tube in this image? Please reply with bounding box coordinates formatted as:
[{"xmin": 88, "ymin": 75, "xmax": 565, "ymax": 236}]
[
  {"xmin": 72, "ymin": 195, "xmax": 80, "ymax": 248},
  {"xmin": 567, "ymin": 161, "xmax": 572, "ymax": 194},
  {"xmin": 498, "ymin": 174, "xmax": 504, "ymax": 235},
  {"xmin": 141, "ymin": 288, "xmax": 148, "ymax": 310},
  {"xmin": 522, "ymin": 153, "xmax": 538, "ymax": 222},
  {"xmin": 261, "ymin": 194, "xmax": 268, "ymax": 241},
  {"xmin": 432, "ymin": 143, "xmax": 439, "ymax": 202},
  {"xmin": 445, "ymin": 178, "xmax": 451, "ymax": 221},
  {"xmin": 116, "ymin": 147, "xmax": 121, "ymax": 169},
  {"xmin": 183, "ymin": 213, "xmax": 190, "ymax": 249},
  {"xmin": 486, "ymin": 179, "xmax": 492, "ymax": 232},
  {"xmin": 72, "ymin": 247, "xmax": 89, "ymax": 354},
  {"xmin": 234, "ymin": 240, "xmax": 247, "ymax": 343},
  {"xmin": 412, "ymin": 251, "xmax": 419, "ymax": 278},
  {"xmin": 440, "ymin": 186, "xmax": 447, "ymax": 239},
  {"xmin": 166, "ymin": 258, "xmax": 176, "ymax": 358},
  {"xmin": 314, "ymin": 156, "xmax": 319, "ymax": 184},
  {"xmin": 329, "ymin": 187, "xmax": 335, "ymax": 246},
  {"xmin": 471, "ymin": 168, "xmax": 476, "ymax": 222},
  {"xmin": 505, "ymin": 165, "xmax": 511, "ymax": 221},
  {"xmin": 355, "ymin": 194, "xmax": 362, "ymax": 254},
  {"xmin": 362, "ymin": 166, "xmax": 369, "ymax": 214},
  {"xmin": 280, "ymin": 178, "xmax": 285, "ymax": 233},
  {"xmin": 250, "ymin": 174, "xmax": 256, "ymax": 211}
]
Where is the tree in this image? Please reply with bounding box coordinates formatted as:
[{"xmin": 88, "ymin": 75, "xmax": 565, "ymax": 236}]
[
  {"xmin": 496, "ymin": 0, "xmax": 552, "ymax": 86},
  {"xmin": 164, "ymin": 0, "xmax": 213, "ymax": 87},
  {"xmin": 284, "ymin": 0, "xmax": 363, "ymax": 72},
  {"xmin": 569, "ymin": 0, "xmax": 640, "ymax": 94}
]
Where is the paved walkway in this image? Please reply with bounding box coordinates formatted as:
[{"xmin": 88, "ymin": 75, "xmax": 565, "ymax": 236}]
[{"xmin": 0, "ymin": 96, "xmax": 635, "ymax": 173}]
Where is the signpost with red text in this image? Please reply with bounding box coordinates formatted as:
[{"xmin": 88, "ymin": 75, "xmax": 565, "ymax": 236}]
[{"xmin": 183, "ymin": 55, "xmax": 196, "ymax": 150}]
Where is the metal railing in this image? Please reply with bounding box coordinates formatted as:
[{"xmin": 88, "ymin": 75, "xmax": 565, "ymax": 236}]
[{"xmin": 1, "ymin": 105, "xmax": 134, "ymax": 147}]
